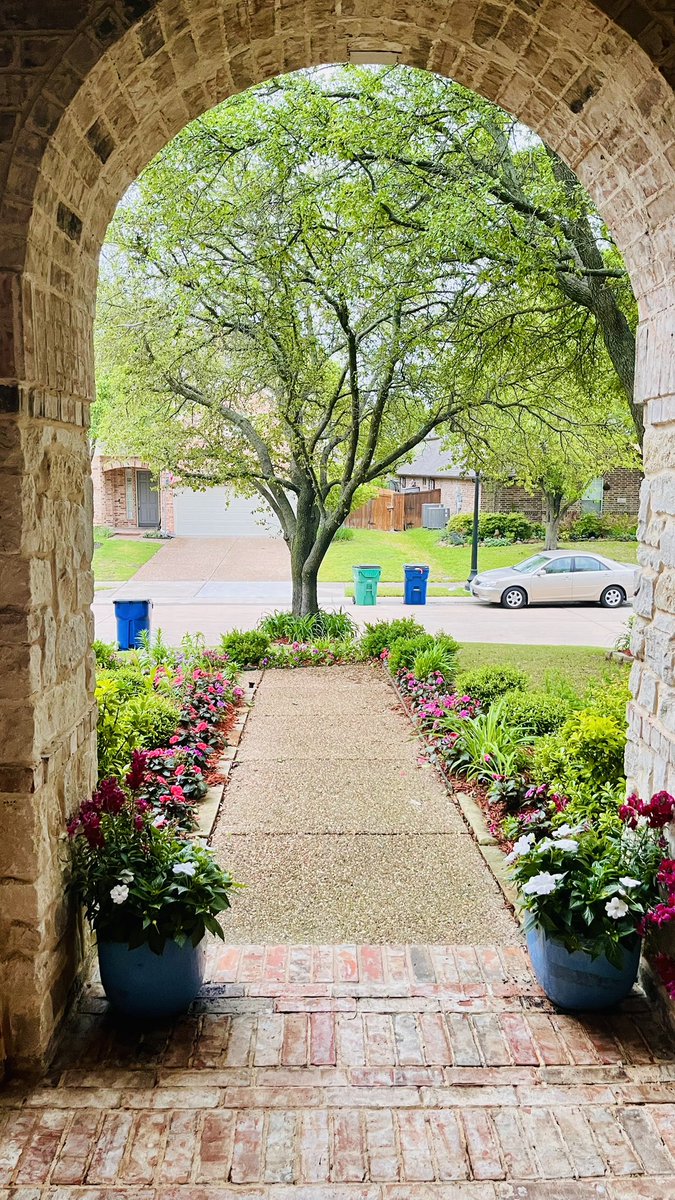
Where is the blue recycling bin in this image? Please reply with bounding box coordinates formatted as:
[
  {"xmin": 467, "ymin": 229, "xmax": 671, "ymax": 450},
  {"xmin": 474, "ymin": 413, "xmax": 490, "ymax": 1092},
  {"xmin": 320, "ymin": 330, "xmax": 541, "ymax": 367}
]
[
  {"xmin": 113, "ymin": 599, "xmax": 152, "ymax": 650},
  {"xmin": 404, "ymin": 564, "xmax": 430, "ymax": 605}
]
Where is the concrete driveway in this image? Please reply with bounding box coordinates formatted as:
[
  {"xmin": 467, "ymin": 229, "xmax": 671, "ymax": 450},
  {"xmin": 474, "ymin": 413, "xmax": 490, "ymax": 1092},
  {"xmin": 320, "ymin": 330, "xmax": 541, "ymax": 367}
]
[{"xmin": 131, "ymin": 536, "xmax": 291, "ymax": 582}]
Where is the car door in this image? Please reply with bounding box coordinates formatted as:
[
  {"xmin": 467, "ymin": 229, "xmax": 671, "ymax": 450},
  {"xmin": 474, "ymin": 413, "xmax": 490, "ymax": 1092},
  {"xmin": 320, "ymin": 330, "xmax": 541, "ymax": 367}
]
[
  {"xmin": 572, "ymin": 555, "xmax": 609, "ymax": 600},
  {"xmin": 531, "ymin": 556, "xmax": 574, "ymax": 602}
]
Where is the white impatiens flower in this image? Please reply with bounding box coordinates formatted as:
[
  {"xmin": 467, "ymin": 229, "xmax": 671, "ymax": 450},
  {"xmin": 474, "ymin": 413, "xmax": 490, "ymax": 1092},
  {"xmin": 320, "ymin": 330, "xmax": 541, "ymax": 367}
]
[
  {"xmin": 119, "ymin": 869, "xmax": 134, "ymax": 883},
  {"xmin": 554, "ymin": 824, "xmax": 574, "ymax": 838},
  {"xmin": 172, "ymin": 862, "xmax": 197, "ymax": 877},
  {"xmin": 505, "ymin": 833, "xmax": 536, "ymax": 864},
  {"xmin": 619, "ymin": 877, "xmax": 641, "ymax": 890},
  {"xmin": 606, "ymin": 896, "xmax": 629, "ymax": 919},
  {"xmin": 551, "ymin": 838, "xmax": 579, "ymax": 854},
  {"xmin": 110, "ymin": 884, "xmax": 129, "ymax": 905},
  {"xmin": 522, "ymin": 872, "xmax": 565, "ymax": 896}
]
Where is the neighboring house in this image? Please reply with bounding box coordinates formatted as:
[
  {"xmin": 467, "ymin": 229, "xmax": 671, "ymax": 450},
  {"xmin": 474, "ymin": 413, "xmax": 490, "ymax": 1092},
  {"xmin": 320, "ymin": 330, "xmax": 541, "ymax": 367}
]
[
  {"xmin": 91, "ymin": 451, "xmax": 282, "ymax": 537},
  {"xmin": 395, "ymin": 438, "xmax": 477, "ymax": 514},
  {"xmin": 396, "ymin": 438, "xmax": 643, "ymax": 520}
]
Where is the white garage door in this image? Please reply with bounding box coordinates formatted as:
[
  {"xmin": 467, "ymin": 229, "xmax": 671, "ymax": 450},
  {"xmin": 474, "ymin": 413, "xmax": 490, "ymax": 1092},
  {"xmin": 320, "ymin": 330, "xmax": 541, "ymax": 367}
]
[{"xmin": 172, "ymin": 487, "xmax": 282, "ymax": 537}]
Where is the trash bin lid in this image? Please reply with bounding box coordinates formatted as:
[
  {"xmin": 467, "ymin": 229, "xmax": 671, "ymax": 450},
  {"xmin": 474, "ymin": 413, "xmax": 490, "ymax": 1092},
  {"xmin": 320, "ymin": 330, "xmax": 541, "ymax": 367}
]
[{"xmin": 404, "ymin": 564, "xmax": 429, "ymax": 571}]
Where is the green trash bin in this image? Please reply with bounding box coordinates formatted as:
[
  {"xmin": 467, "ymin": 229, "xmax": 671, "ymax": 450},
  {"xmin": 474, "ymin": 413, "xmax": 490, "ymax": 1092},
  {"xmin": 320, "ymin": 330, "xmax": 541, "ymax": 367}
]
[{"xmin": 352, "ymin": 564, "xmax": 382, "ymax": 606}]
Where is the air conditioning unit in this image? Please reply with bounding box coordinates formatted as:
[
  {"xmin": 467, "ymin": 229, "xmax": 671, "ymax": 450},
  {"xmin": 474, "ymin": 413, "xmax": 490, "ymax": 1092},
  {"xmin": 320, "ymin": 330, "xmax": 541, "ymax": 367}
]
[{"xmin": 422, "ymin": 503, "xmax": 448, "ymax": 530}]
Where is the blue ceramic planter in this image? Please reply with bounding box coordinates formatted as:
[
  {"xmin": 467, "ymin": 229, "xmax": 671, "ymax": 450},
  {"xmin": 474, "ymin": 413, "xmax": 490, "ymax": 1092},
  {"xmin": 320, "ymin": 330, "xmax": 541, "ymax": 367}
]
[
  {"xmin": 526, "ymin": 923, "xmax": 641, "ymax": 1011},
  {"xmin": 98, "ymin": 937, "xmax": 206, "ymax": 1018}
]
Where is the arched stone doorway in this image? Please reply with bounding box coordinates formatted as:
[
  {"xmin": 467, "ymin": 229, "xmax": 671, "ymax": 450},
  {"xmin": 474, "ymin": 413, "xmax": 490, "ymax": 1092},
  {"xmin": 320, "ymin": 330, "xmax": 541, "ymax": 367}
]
[{"xmin": 0, "ymin": 0, "xmax": 673, "ymax": 1072}]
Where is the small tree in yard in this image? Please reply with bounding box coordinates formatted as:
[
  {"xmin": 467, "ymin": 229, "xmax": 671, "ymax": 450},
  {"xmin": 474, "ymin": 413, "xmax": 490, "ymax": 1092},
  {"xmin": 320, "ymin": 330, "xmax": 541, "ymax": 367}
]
[
  {"xmin": 448, "ymin": 379, "xmax": 638, "ymax": 549},
  {"xmin": 97, "ymin": 67, "xmax": 634, "ymax": 610}
]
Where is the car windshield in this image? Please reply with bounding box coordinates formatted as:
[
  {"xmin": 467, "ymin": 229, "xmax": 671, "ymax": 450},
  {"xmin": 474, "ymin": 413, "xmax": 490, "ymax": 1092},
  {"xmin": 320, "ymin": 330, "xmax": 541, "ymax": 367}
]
[{"xmin": 513, "ymin": 554, "xmax": 550, "ymax": 575}]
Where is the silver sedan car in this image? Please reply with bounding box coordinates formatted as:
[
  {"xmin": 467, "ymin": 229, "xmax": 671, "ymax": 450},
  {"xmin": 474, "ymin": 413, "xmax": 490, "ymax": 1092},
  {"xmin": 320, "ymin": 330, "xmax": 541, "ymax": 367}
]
[{"xmin": 469, "ymin": 550, "xmax": 638, "ymax": 610}]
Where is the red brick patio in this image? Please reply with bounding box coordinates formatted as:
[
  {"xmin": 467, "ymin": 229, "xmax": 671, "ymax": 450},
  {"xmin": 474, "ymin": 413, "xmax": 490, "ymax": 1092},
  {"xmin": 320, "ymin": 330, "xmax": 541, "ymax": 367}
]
[{"xmin": 2, "ymin": 943, "xmax": 675, "ymax": 1196}]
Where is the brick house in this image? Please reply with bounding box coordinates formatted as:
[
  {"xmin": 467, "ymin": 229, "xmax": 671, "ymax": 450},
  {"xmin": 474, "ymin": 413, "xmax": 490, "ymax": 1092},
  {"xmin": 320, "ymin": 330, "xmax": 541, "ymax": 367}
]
[
  {"xmin": 397, "ymin": 438, "xmax": 642, "ymax": 521},
  {"xmin": 395, "ymin": 438, "xmax": 477, "ymax": 514},
  {"xmin": 92, "ymin": 450, "xmax": 281, "ymax": 536}
]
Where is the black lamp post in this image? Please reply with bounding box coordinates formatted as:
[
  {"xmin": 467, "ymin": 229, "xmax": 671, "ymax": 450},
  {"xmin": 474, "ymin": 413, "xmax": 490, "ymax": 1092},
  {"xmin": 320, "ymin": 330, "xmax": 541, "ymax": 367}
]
[{"xmin": 467, "ymin": 470, "xmax": 481, "ymax": 586}]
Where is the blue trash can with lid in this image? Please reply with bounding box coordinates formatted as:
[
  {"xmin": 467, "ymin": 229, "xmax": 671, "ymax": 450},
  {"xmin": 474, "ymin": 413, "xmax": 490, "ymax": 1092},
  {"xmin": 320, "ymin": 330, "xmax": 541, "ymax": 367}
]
[
  {"xmin": 404, "ymin": 564, "xmax": 430, "ymax": 605},
  {"xmin": 113, "ymin": 599, "xmax": 152, "ymax": 650}
]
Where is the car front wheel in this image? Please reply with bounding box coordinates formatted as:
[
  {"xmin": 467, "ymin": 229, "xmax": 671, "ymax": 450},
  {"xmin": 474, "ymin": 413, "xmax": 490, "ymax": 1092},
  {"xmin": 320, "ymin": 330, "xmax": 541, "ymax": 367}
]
[
  {"xmin": 501, "ymin": 586, "xmax": 527, "ymax": 610},
  {"xmin": 600, "ymin": 585, "xmax": 626, "ymax": 609}
]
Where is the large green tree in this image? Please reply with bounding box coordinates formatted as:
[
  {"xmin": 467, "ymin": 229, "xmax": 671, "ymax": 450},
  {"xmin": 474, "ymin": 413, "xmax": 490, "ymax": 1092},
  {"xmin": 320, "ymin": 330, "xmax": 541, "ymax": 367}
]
[{"xmin": 97, "ymin": 66, "xmax": 637, "ymax": 611}]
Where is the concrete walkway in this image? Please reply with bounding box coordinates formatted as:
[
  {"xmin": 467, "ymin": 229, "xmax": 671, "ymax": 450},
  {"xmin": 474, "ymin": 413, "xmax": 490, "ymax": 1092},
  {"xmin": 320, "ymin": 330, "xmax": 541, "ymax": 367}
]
[{"xmin": 211, "ymin": 664, "xmax": 519, "ymax": 944}]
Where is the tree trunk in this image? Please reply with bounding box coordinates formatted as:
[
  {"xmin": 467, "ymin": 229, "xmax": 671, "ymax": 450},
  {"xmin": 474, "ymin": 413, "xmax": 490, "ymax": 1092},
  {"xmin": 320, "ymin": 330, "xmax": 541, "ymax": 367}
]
[
  {"xmin": 289, "ymin": 488, "xmax": 322, "ymax": 615},
  {"xmin": 543, "ymin": 493, "xmax": 564, "ymax": 550}
]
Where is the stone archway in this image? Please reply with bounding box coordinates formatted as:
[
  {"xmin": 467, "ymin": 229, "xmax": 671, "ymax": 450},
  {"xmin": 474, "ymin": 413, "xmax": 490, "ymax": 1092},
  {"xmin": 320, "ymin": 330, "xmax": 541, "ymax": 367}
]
[{"xmin": 0, "ymin": 0, "xmax": 673, "ymax": 1073}]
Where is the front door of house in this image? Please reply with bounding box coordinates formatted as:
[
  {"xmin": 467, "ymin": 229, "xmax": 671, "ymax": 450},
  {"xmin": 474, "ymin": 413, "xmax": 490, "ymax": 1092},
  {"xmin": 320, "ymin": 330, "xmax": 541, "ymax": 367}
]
[{"xmin": 136, "ymin": 470, "xmax": 159, "ymax": 528}]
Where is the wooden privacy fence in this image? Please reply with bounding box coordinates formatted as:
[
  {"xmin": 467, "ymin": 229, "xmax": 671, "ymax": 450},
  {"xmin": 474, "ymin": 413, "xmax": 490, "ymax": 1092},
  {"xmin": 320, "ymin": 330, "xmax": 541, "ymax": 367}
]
[{"xmin": 346, "ymin": 489, "xmax": 442, "ymax": 532}]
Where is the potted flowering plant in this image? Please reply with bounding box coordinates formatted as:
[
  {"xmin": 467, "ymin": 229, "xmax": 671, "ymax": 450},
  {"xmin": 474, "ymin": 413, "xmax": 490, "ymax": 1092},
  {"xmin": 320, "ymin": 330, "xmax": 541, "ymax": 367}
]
[
  {"xmin": 507, "ymin": 793, "xmax": 675, "ymax": 1009},
  {"xmin": 67, "ymin": 752, "xmax": 239, "ymax": 1017}
]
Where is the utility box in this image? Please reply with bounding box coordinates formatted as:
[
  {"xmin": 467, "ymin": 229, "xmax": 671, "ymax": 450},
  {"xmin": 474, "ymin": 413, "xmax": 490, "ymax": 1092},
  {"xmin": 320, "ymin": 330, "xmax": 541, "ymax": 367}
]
[{"xmin": 422, "ymin": 503, "xmax": 448, "ymax": 529}]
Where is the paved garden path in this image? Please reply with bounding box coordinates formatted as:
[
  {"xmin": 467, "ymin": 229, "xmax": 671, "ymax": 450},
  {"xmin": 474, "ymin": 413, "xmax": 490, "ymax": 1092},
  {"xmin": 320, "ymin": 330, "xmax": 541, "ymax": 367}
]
[
  {"xmin": 211, "ymin": 664, "xmax": 519, "ymax": 945},
  {"xmin": 3, "ymin": 944, "xmax": 675, "ymax": 1195},
  {"xmin": 4, "ymin": 667, "xmax": 675, "ymax": 1195}
]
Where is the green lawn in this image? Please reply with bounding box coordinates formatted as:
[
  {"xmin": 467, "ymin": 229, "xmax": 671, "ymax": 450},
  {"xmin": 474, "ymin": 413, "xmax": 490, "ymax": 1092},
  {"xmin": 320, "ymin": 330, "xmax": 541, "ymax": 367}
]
[
  {"xmin": 456, "ymin": 642, "xmax": 630, "ymax": 689},
  {"xmin": 320, "ymin": 528, "xmax": 637, "ymax": 583},
  {"xmin": 93, "ymin": 535, "xmax": 163, "ymax": 582}
]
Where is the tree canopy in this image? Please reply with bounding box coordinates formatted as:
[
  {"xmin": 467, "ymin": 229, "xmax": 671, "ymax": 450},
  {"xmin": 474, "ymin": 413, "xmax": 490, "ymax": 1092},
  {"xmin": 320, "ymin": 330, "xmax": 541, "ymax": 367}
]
[{"xmin": 96, "ymin": 65, "xmax": 638, "ymax": 608}]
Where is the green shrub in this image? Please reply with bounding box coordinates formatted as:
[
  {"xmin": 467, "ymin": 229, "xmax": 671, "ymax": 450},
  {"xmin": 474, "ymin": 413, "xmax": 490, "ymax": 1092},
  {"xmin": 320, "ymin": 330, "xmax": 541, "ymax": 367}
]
[
  {"xmin": 602, "ymin": 514, "xmax": 637, "ymax": 540},
  {"xmin": 583, "ymin": 676, "xmax": 630, "ymax": 726},
  {"xmin": 532, "ymin": 709, "xmax": 626, "ymax": 799},
  {"xmin": 388, "ymin": 633, "xmax": 436, "ymax": 675},
  {"xmin": 312, "ymin": 610, "xmax": 358, "ymax": 640},
  {"xmin": 96, "ymin": 665, "xmax": 148, "ymax": 699},
  {"xmin": 446, "ymin": 513, "xmax": 474, "ymax": 537},
  {"xmin": 219, "ymin": 629, "xmax": 271, "ymax": 666},
  {"xmin": 93, "ymin": 640, "xmax": 119, "ymax": 670},
  {"xmin": 455, "ymin": 664, "xmax": 530, "ymax": 708},
  {"xmin": 412, "ymin": 640, "xmax": 459, "ymax": 683},
  {"xmin": 448, "ymin": 512, "xmax": 539, "ymax": 543},
  {"xmin": 95, "ymin": 677, "xmax": 180, "ymax": 780},
  {"xmin": 480, "ymin": 512, "xmax": 536, "ymax": 542},
  {"xmin": 360, "ymin": 617, "xmax": 426, "ymax": 658},
  {"xmin": 124, "ymin": 693, "xmax": 182, "ymax": 750},
  {"xmin": 502, "ymin": 689, "xmax": 570, "ymax": 735},
  {"xmin": 442, "ymin": 697, "xmax": 529, "ymax": 782},
  {"xmin": 333, "ymin": 525, "xmax": 355, "ymax": 541},
  {"xmin": 482, "ymin": 535, "xmax": 513, "ymax": 547},
  {"xmin": 258, "ymin": 608, "xmax": 356, "ymax": 642},
  {"xmin": 568, "ymin": 512, "xmax": 604, "ymax": 540}
]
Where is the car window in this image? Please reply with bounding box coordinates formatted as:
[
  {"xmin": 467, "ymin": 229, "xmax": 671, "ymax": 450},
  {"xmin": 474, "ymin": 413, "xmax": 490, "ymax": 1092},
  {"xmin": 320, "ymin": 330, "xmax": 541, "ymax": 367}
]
[
  {"xmin": 542, "ymin": 557, "xmax": 573, "ymax": 574},
  {"xmin": 573, "ymin": 556, "xmax": 607, "ymax": 572},
  {"xmin": 513, "ymin": 555, "xmax": 549, "ymax": 575}
]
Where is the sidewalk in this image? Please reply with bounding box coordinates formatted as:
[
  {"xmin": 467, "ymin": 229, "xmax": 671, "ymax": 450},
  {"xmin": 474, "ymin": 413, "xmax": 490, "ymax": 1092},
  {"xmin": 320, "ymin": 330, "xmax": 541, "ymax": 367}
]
[{"xmin": 93, "ymin": 584, "xmax": 629, "ymax": 647}]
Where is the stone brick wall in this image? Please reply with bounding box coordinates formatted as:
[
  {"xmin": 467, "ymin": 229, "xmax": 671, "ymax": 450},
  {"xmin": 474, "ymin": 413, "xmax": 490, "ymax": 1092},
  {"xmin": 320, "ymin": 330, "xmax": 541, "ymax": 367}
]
[{"xmin": 0, "ymin": 0, "xmax": 674, "ymax": 1072}]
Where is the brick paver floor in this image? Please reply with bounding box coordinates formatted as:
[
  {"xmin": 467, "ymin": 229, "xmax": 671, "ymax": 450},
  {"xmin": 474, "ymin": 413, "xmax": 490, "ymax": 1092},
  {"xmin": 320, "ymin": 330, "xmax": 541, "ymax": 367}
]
[{"xmin": 2, "ymin": 943, "xmax": 675, "ymax": 1196}]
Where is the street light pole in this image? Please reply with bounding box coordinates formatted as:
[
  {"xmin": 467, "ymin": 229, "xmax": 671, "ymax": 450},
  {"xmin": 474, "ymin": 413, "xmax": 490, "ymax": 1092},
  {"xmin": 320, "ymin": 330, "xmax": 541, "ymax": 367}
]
[{"xmin": 467, "ymin": 470, "xmax": 480, "ymax": 586}]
